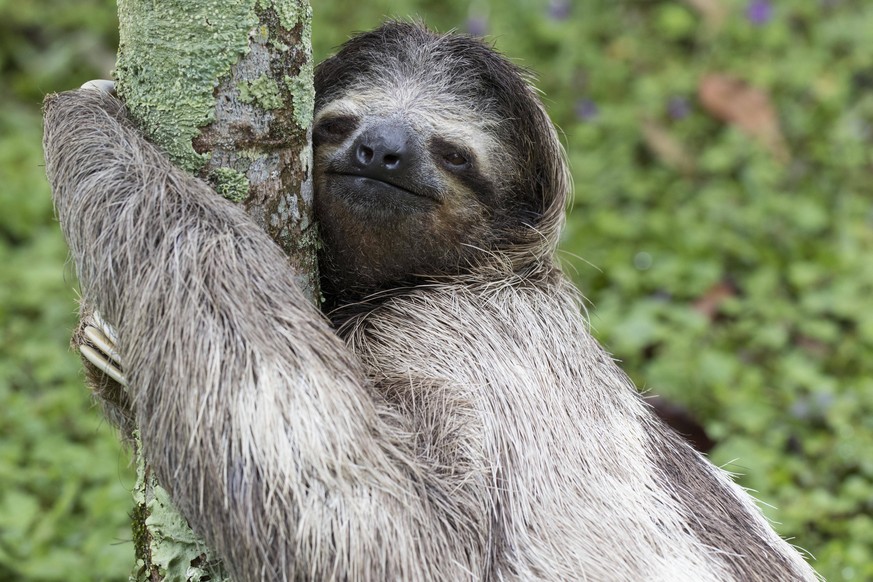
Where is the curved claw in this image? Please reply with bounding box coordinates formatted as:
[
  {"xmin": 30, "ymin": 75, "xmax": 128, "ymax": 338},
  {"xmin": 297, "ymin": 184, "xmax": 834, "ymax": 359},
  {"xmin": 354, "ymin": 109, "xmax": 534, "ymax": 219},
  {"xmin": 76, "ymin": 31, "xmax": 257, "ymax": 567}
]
[
  {"xmin": 92, "ymin": 311, "xmax": 119, "ymax": 345},
  {"xmin": 80, "ymin": 344, "xmax": 128, "ymax": 387},
  {"xmin": 83, "ymin": 324, "xmax": 123, "ymax": 368},
  {"xmin": 80, "ymin": 79, "xmax": 116, "ymax": 94},
  {"xmin": 81, "ymin": 311, "xmax": 126, "ymax": 386}
]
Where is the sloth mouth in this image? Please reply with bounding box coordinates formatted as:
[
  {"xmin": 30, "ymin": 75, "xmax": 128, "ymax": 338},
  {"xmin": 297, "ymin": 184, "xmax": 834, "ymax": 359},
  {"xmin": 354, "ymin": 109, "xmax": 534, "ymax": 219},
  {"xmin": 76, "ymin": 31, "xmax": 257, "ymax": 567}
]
[{"xmin": 327, "ymin": 172, "xmax": 438, "ymax": 202}]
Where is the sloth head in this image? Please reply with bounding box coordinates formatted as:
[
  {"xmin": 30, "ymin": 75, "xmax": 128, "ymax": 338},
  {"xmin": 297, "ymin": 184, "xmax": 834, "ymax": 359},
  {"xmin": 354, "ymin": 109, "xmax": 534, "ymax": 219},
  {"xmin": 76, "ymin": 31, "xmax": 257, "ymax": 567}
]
[{"xmin": 313, "ymin": 22, "xmax": 569, "ymax": 300}]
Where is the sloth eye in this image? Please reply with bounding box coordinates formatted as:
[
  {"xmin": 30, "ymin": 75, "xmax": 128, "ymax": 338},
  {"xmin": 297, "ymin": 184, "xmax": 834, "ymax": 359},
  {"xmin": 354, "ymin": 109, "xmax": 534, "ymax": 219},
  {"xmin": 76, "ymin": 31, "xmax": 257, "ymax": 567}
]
[
  {"xmin": 321, "ymin": 117, "xmax": 356, "ymax": 135},
  {"xmin": 443, "ymin": 152, "xmax": 469, "ymax": 167},
  {"xmin": 313, "ymin": 115, "xmax": 358, "ymax": 146},
  {"xmin": 429, "ymin": 137, "xmax": 475, "ymax": 173}
]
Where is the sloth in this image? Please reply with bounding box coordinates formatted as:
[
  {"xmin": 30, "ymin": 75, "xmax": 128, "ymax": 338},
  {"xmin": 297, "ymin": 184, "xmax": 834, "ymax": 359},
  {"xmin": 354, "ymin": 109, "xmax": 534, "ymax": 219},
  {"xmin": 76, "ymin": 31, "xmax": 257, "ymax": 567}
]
[{"xmin": 44, "ymin": 22, "xmax": 818, "ymax": 582}]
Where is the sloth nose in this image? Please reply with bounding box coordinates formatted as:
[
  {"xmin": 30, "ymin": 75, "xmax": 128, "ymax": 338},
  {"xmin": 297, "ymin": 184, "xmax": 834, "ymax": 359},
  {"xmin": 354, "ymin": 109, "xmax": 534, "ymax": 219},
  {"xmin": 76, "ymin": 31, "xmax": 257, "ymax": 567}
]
[{"xmin": 350, "ymin": 123, "xmax": 413, "ymax": 182}]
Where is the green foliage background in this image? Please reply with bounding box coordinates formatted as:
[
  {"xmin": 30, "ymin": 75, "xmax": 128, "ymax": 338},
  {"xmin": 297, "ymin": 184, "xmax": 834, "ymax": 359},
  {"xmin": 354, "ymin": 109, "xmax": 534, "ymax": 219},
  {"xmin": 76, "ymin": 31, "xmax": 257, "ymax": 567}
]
[{"xmin": 1, "ymin": 0, "xmax": 871, "ymax": 579}]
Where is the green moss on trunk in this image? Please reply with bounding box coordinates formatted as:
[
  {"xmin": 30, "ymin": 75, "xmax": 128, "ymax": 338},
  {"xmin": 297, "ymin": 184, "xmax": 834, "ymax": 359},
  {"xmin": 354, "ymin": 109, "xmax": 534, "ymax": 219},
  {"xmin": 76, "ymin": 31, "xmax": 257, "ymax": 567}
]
[{"xmin": 116, "ymin": 0, "xmax": 259, "ymax": 172}]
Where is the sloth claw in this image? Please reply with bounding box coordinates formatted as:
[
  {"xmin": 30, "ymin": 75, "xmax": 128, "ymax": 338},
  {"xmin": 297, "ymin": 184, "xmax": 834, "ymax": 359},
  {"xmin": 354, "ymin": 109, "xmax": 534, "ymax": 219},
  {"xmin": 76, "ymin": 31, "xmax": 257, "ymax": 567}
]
[
  {"xmin": 80, "ymin": 343, "xmax": 127, "ymax": 386},
  {"xmin": 83, "ymin": 324, "xmax": 123, "ymax": 367},
  {"xmin": 80, "ymin": 79, "xmax": 116, "ymax": 94},
  {"xmin": 80, "ymin": 312, "xmax": 126, "ymax": 386},
  {"xmin": 92, "ymin": 310, "xmax": 119, "ymax": 345}
]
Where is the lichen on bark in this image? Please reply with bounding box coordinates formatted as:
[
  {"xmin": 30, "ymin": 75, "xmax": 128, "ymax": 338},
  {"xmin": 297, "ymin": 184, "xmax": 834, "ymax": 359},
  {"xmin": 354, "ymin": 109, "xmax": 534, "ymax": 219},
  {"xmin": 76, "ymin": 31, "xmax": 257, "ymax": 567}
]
[
  {"xmin": 131, "ymin": 435, "xmax": 230, "ymax": 582},
  {"xmin": 238, "ymin": 75, "xmax": 284, "ymax": 110},
  {"xmin": 210, "ymin": 167, "xmax": 250, "ymax": 203},
  {"xmin": 115, "ymin": 0, "xmax": 260, "ymax": 173}
]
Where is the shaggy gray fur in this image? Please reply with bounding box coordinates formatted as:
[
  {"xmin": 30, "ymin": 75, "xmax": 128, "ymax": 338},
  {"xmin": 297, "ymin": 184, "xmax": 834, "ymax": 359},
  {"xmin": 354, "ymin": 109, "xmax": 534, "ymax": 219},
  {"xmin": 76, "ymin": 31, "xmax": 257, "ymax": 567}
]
[{"xmin": 44, "ymin": 24, "xmax": 818, "ymax": 582}]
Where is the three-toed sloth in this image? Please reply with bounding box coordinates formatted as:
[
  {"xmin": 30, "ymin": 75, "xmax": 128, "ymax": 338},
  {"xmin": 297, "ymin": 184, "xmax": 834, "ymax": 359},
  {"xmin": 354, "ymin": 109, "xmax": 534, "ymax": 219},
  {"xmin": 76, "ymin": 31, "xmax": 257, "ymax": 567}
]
[{"xmin": 44, "ymin": 21, "xmax": 818, "ymax": 582}]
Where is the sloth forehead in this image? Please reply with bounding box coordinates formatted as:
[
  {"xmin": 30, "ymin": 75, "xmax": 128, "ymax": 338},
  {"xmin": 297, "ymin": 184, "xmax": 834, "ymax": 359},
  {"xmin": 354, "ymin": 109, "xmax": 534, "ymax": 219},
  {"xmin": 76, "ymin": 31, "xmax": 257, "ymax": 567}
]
[{"xmin": 315, "ymin": 30, "xmax": 518, "ymax": 128}]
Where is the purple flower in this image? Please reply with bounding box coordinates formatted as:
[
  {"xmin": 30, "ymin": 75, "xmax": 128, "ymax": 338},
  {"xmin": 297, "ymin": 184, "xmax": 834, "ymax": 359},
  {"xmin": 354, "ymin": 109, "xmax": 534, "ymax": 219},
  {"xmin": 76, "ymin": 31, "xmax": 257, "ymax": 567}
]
[
  {"xmin": 575, "ymin": 98, "xmax": 598, "ymax": 121},
  {"xmin": 548, "ymin": 0, "xmax": 572, "ymax": 21},
  {"xmin": 466, "ymin": 16, "xmax": 488, "ymax": 37},
  {"xmin": 746, "ymin": 0, "xmax": 773, "ymax": 25},
  {"xmin": 668, "ymin": 96, "xmax": 691, "ymax": 120}
]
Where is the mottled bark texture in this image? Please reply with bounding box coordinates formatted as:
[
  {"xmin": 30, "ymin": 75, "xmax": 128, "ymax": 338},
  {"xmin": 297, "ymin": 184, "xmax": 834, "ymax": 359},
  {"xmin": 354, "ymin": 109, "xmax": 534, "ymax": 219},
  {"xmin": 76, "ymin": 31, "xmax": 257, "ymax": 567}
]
[{"xmin": 114, "ymin": 1, "xmax": 315, "ymax": 579}]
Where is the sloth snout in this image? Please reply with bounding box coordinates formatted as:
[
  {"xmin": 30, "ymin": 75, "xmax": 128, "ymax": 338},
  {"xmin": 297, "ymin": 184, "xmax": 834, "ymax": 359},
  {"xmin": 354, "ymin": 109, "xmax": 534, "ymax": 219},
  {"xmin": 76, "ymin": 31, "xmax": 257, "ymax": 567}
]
[{"xmin": 351, "ymin": 122, "xmax": 415, "ymax": 181}]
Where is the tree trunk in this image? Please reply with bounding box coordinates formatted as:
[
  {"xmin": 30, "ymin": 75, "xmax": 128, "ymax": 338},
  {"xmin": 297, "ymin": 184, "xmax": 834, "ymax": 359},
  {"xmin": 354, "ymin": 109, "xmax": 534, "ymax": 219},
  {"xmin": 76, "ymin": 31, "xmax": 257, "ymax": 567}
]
[{"xmin": 113, "ymin": 1, "xmax": 316, "ymax": 579}]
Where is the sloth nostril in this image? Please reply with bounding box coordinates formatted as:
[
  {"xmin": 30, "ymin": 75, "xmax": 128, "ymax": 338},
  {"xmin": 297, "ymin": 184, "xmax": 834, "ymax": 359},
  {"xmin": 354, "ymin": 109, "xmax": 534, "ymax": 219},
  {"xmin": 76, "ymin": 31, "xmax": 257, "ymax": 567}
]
[
  {"xmin": 357, "ymin": 144, "xmax": 374, "ymax": 165},
  {"xmin": 350, "ymin": 124, "xmax": 411, "ymax": 175},
  {"xmin": 383, "ymin": 154, "xmax": 400, "ymax": 169}
]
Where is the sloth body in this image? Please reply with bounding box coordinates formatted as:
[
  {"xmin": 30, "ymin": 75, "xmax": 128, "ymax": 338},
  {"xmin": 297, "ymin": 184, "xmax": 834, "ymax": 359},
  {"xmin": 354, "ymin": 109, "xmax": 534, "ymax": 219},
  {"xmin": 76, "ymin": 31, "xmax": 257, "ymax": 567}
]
[{"xmin": 44, "ymin": 23, "xmax": 817, "ymax": 582}]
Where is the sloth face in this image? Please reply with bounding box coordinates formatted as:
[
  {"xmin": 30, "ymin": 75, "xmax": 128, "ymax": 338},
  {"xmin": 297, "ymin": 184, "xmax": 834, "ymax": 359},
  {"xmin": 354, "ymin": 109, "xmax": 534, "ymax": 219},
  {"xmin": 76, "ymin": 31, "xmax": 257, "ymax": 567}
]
[
  {"xmin": 312, "ymin": 22, "xmax": 568, "ymax": 301},
  {"xmin": 312, "ymin": 89, "xmax": 502, "ymax": 299}
]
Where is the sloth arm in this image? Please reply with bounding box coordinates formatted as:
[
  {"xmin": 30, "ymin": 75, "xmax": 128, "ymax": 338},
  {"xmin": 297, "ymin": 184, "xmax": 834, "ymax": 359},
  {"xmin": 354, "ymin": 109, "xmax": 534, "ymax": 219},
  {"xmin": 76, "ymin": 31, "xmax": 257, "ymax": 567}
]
[{"xmin": 43, "ymin": 89, "xmax": 488, "ymax": 581}]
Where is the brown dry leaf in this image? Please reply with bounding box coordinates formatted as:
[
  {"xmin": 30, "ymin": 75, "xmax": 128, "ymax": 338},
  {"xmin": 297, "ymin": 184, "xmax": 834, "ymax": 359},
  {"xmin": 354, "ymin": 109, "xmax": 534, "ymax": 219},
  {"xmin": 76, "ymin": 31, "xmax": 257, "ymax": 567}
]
[
  {"xmin": 682, "ymin": 0, "xmax": 729, "ymax": 33},
  {"xmin": 641, "ymin": 120, "xmax": 696, "ymax": 175},
  {"xmin": 693, "ymin": 280, "xmax": 737, "ymax": 321},
  {"xmin": 698, "ymin": 73, "xmax": 790, "ymax": 162}
]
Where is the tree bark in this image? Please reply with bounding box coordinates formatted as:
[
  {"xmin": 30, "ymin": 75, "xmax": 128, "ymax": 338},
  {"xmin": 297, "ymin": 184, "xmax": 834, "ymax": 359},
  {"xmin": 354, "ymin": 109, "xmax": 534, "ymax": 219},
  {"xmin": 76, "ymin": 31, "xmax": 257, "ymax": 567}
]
[{"xmin": 113, "ymin": 1, "xmax": 316, "ymax": 579}]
